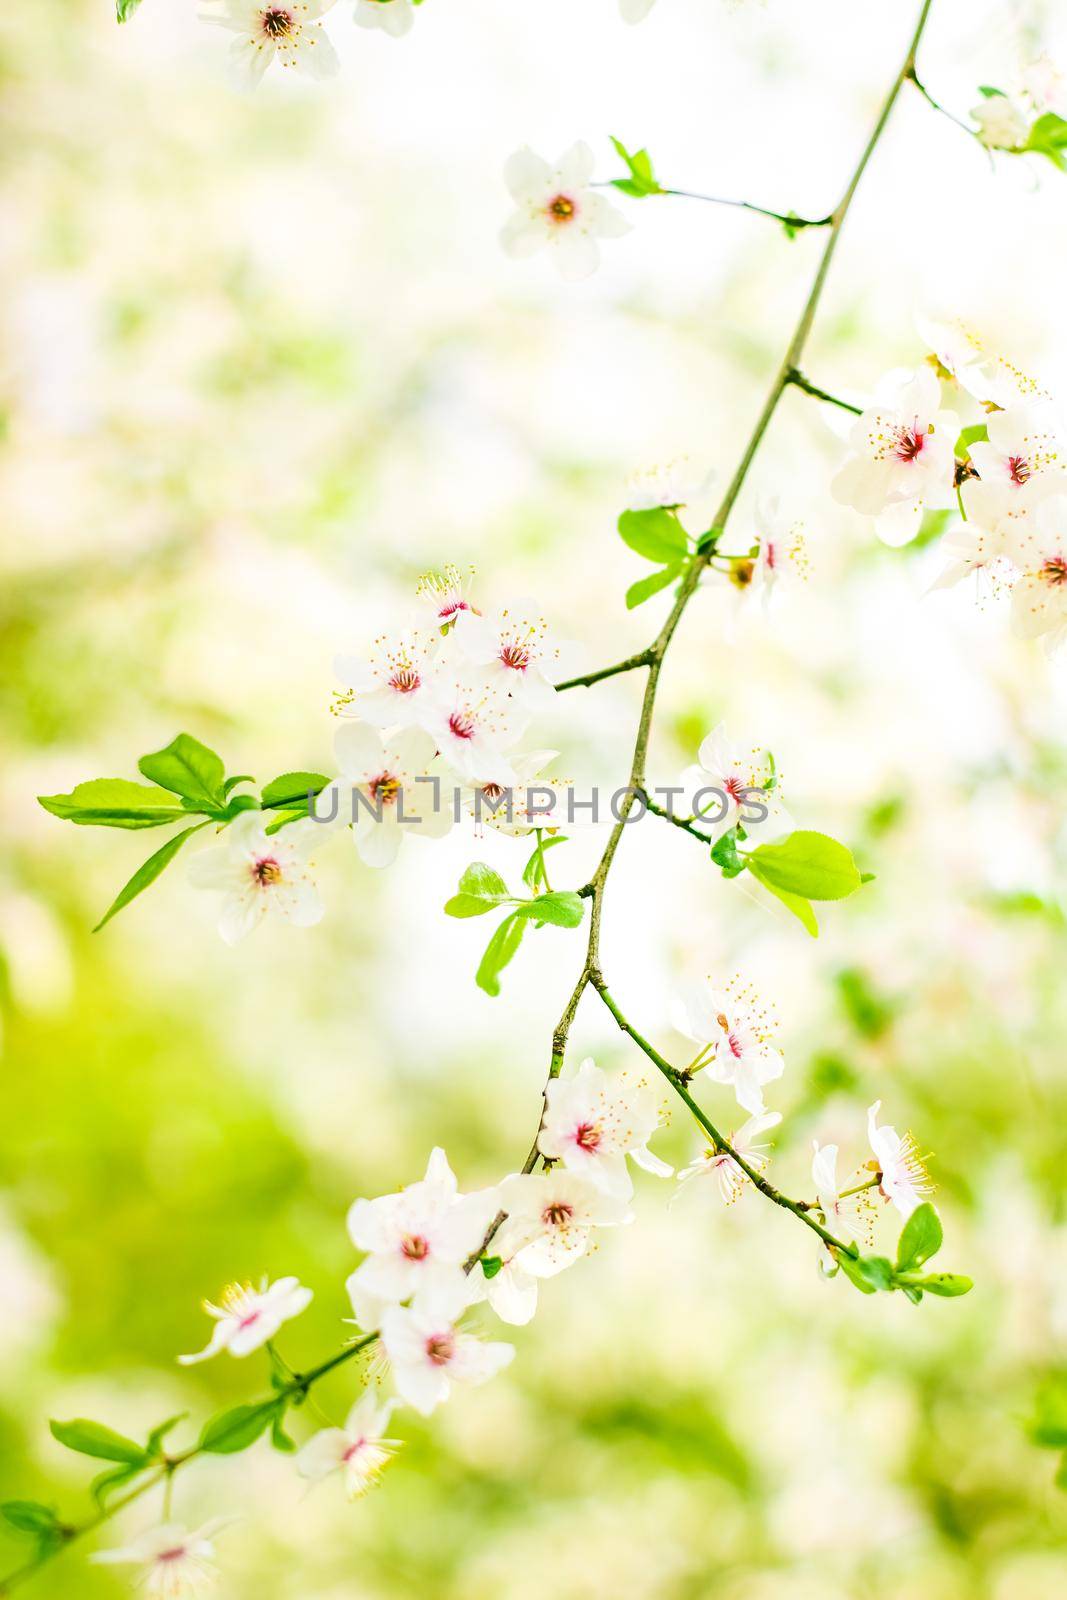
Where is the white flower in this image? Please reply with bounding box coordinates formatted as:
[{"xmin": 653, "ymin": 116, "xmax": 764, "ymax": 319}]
[
  {"xmin": 742, "ymin": 496, "xmax": 809, "ymax": 607},
  {"xmin": 679, "ymin": 722, "xmax": 789, "ymax": 846},
  {"xmin": 867, "ymin": 1101, "xmax": 931, "ymax": 1219},
  {"xmin": 810, "ymin": 1140, "xmax": 869, "ymax": 1242},
  {"xmin": 379, "ymin": 1281, "xmax": 514, "ymax": 1415},
  {"xmin": 200, "ymin": 1, "xmax": 339, "ymax": 89},
  {"xmin": 675, "ymin": 1111, "xmax": 782, "ymax": 1205},
  {"xmin": 1021, "ymin": 55, "xmax": 1067, "ymax": 118},
  {"xmin": 916, "ymin": 314, "xmax": 998, "ymax": 403},
  {"xmin": 92, "ymin": 1520, "xmax": 233, "ymax": 1596},
  {"xmin": 354, "ymin": 0, "xmax": 418, "ymax": 37},
  {"xmin": 346, "ymin": 1148, "xmax": 497, "ymax": 1323},
  {"xmin": 178, "ymin": 1276, "xmax": 312, "ymax": 1364},
  {"xmin": 538, "ymin": 1057, "xmax": 673, "ymax": 1199},
  {"xmin": 967, "ymin": 403, "xmax": 1067, "ymax": 511},
  {"xmin": 457, "ymin": 748, "xmax": 563, "ymax": 837},
  {"xmin": 1007, "ymin": 491, "xmax": 1067, "ymax": 652},
  {"xmin": 334, "ymin": 629, "xmax": 438, "ymax": 729},
  {"xmin": 417, "ymin": 670, "xmax": 528, "ymax": 786},
  {"xmin": 626, "ymin": 458, "xmax": 713, "ymax": 512},
  {"xmin": 332, "ymin": 723, "xmax": 452, "ymax": 869},
  {"xmin": 450, "ymin": 602, "xmax": 560, "ymax": 712},
  {"xmin": 188, "ymin": 812, "xmax": 324, "ymax": 945},
  {"xmin": 831, "ymin": 367, "xmax": 958, "ymax": 546},
  {"xmin": 927, "ymin": 519, "xmax": 1014, "ymax": 594},
  {"xmin": 295, "ymin": 1394, "xmax": 400, "ymax": 1498},
  {"xmin": 619, "ymin": 0, "xmax": 657, "ymax": 20},
  {"xmin": 500, "ymin": 143, "xmax": 630, "ymax": 282},
  {"xmin": 675, "ymin": 976, "xmax": 784, "ymax": 1116},
  {"xmin": 971, "ymin": 92, "xmax": 1031, "ymax": 151},
  {"xmin": 416, "ymin": 564, "xmax": 479, "ymax": 633}
]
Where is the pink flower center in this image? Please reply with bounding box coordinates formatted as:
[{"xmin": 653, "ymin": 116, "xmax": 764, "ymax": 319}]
[
  {"xmin": 252, "ymin": 856, "xmax": 282, "ymax": 886},
  {"xmin": 726, "ymin": 1031, "xmax": 744, "ymax": 1059},
  {"xmin": 547, "ymin": 193, "xmax": 577, "ymax": 224},
  {"xmin": 574, "ymin": 1121, "xmax": 601, "ymax": 1152},
  {"xmin": 158, "ymin": 1547, "xmax": 188, "ymax": 1564},
  {"xmin": 260, "ymin": 8, "xmax": 294, "ymax": 39},
  {"xmin": 448, "ymin": 711, "xmax": 477, "ymax": 741},
  {"xmin": 238, "ymin": 1308, "xmax": 262, "ymax": 1330},
  {"xmin": 724, "ymin": 775, "xmax": 746, "ymax": 803},
  {"xmin": 388, "ymin": 667, "xmax": 421, "ymax": 694},
  {"xmin": 482, "ymin": 783, "xmax": 504, "ymax": 804},
  {"xmin": 499, "ymin": 643, "xmax": 531, "ymax": 672},
  {"xmin": 425, "ymin": 1331, "xmax": 455, "ymax": 1366},
  {"xmin": 342, "ymin": 1437, "xmax": 368, "ymax": 1464},
  {"xmin": 893, "ymin": 425, "xmax": 926, "ymax": 463},
  {"xmin": 1007, "ymin": 454, "xmax": 1031, "ymax": 485},
  {"xmin": 439, "ymin": 599, "xmax": 471, "ymax": 622},
  {"xmin": 543, "ymin": 1202, "xmax": 573, "ymax": 1226},
  {"xmin": 764, "ymin": 540, "xmax": 777, "ymax": 570},
  {"xmin": 401, "ymin": 1234, "xmax": 430, "ymax": 1260},
  {"xmin": 1041, "ymin": 556, "xmax": 1067, "ymax": 586},
  {"xmin": 369, "ymin": 772, "xmax": 400, "ymax": 805}
]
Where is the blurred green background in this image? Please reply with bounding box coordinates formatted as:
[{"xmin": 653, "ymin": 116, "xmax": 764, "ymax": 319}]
[{"xmin": 3, "ymin": 0, "xmax": 1067, "ymax": 1595}]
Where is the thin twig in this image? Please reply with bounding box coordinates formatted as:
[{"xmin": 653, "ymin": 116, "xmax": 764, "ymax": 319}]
[{"xmin": 786, "ymin": 367, "xmax": 863, "ymax": 415}]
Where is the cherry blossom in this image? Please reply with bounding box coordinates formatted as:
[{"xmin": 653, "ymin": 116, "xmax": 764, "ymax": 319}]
[
  {"xmin": 971, "ymin": 92, "xmax": 1030, "ymax": 151},
  {"xmin": 675, "ymin": 976, "xmax": 784, "ymax": 1116},
  {"xmin": 811, "ymin": 1140, "xmax": 869, "ymax": 1242},
  {"xmin": 417, "ymin": 670, "xmax": 527, "ymax": 787},
  {"xmin": 831, "ymin": 367, "xmax": 958, "ymax": 546},
  {"xmin": 967, "ymin": 404, "xmax": 1066, "ymax": 513},
  {"xmin": 332, "ymin": 723, "xmax": 452, "ymax": 869},
  {"xmin": 334, "ymin": 628, "xmax": 438, "ymax": 729},
  {"xmin": 500, "ymin": 143, "xmax": 630, "ymax": 282},
  {"xmin": 867, "ymin": 1101, "xmax": 931, "ymax": 1219},
  {"xmin": 199, "ymin": 1, "xmax": 339, "ymax": 89},
  {"xmin": 1006, "ymin": 491, "xmax": 1067, "ymax": 653},
  {"xmin": 457, "ymin": 748, "xmax": 563, "ymax": 836},
  {"xmin": 178, "ymin": 1276, "xmax": 312, "ymax": 1364},
  {"xmin": 675, "ymin": 1111, "xmax": 782, "ymax": 1205},
  {"xmin": 679, "ymin": 722, "xmax": 788, "ymax": 845},
  {"xmin": 91, "ymin": 1519, "xmax": 234, "ymax": 1596},
  {"xmin": 451, "ymin": 602, "xmax": 561, "ymax": 712},
  {"xmin": 354, "ymin": 0, "xmax": 418, "ymax": 38},
  {"xmin": 187, "ymin": 813, "xmax": 323, "ymax": 945},
  {"xmin": 416, "ymin": 565, "xmax": 479, "ymax": 634},
  {"xmin": 346, "ymin": 1148, "xmax": 497, "ymax": 1321},
  {"xmin": 379, "ymin": 1281, "xmax": 514, "ymax": 1415},
  {"xmin": 296, "ymin": 1394, "xmax": 400, "ymax": 1498},
  {"xmin": 917, "ymin": 314, "xmax": 997, "ymax": 403},
  {"xmin": 538, "ymin": 1058, "xmax": 673, "ymax": 1199}
]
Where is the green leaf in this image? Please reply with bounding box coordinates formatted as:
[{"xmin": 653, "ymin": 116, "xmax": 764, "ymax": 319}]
[
  {"xmin": 92, "ymin": 821, "xmax": 209, "ymax": 932},
  {"xmin": 50, "ymin": 1419, "xmax": 147, "ymax": 1465},
  {"xmin": 475, "ymin": 912, "xmax": 526, "ymax": 997},
  {"xmin": 744, "ymin": 830, "xmax": 863, "ymax": 901},
  {"xmin": 907, "ymin": 1271, "xmax": 973, "ymax": 1298},
  {"xmin": 1025, "ymin": 112, "xmax": 1067, "ymax": 171},
  {"xmin": 626, "ymin": 564, "xmax": 684, "ymax": 610},
  {"xmin": 117, "ymin": 0, "xmax": 143, "ymax": 19},
  {"xmin": 38, "ymin": 779, "xmax": 190, "ymax": 830},
  {"xmin": 138, "ymin": 734, "xmax": 227, "ymax": 811},
  {"xmin": 270, "ymin": 1409, "xmax": 297, "ymax": 1454},
  {"xmin": 199, "ymin": 1401, "xmax": 280, "ymax": 1455},
  {"xmin": 89, "ymin": 1463, "xmax": 143, "ymax": 1508},
  {"xmin": 895, "ymin": 1203, "xmax": 943, "ymax": 1273},
  {"xmin": 977, "ymin": 84, "xmax": 1006, "ymax": 99},
  {"xmin": 710, "ymin": 828, "xmax": 745, "ymax": 879},
  {"xmin": 835, "ymin": 1252, "xmax": 878, "ymax": 1295},
  {"xmin": 617, "ymin": 508, "xmax": 688, "ymax": 563},
  {"xmin": 513, "ymin": 890, "xmax": 585, "ymax": 929},
  {"xmin": 609, "ymin": 136, "xmax": 664, "ymax": 198},
  {"xmin": 145, "ymin": 1415, "xmax": 187, "ymax": 1456},
  {"xmin": 955, "ymin": 423, "xmax": 989, "ymax": 460},
  {"xmin": 522, "ymin": 833, "xmax": 569, "ymax": 892},
  {"xmin": 261, "ymin": 772, "xmax": 330, "ymax": 809},
  {"xmin": 480, "ymin": 1255, "xmax": 503, "ymax": 1280},
  {"xmin": 1, "ymin": 1502, "xmax": 60, "ymax": 1536},
  {"xmin": 445, "ymin": 862, "xmax": 513, "ymax": 917},
  {"xmin": 746, "ymin": 863, "xmax": 819, "ymax": 937}
]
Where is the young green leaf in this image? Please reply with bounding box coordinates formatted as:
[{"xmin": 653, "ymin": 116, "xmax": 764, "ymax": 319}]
[
  {"xmin": 710, "ymin": 828, "xmax": 745, "ymax": 879},
  {"xmin": 260, "ymin": 772, "xmax": 330, "ymax": 809},
  {"xmin": 38, "ymin": 779, "xmax": 189, "ymax": 830},
  {"xmin": 1025, "ymin": 111, "xmax": 1067, "ymax": 171},
  {"xmin": 145, "ymin": 1415, "xmax": 187, "ymax": 1457},
  {"xmin": 522, "ymin": 833, "xmax": 568, "ymax": 891},
  {"xmin": 744, "ymin": 830, "xmax": 863, "ymax": 901},
  {"xmin": 955, "ymin": 423, "xmax": 989, "ymax": 459},
  {"xmin": 514, "ymin": 890, "xmax": 585, "ymax": 929},
  {"xmin": 445, "ymin": 862, "xmax": 513, "ymax": 917},
  {"xmin": 138, "ymin": 734, "xmax": 227, "ymax": 811},
  {"xmin": 480, "ymin": 1255, "xmax": 503, "ymax": 1280},
  {"xmin": 92, "ymin": 821, "xmax": 209, "ymax": 932},
  {"xmin": 117, "ymin": 0, "xmax": 143, "ymax": 19},
  {"xmin": 50, "ymin": 1419, "xmax": 148, "ymax": 1465},
  {"xmin": 1, "ymin": 1502, "xmax": 60, "ymax": 1536},
  {"xmin": 270, "ymin": 1409, "xmax": 297, "ymax": 1454},
  {"xmin": 475, "ymin": 912, "xmax": 527, "ymax": 997},
  {"xmin": 626, "ymin": 563, "xmax": 684, "ymax": 610},
  {"xmin": 617, "ymin": 508, "xmax": 688, "ymax": 564},
  {"xmin": 198, "ymin": 1401, "xmax": 280, "ymax": 1455},
  {"xmin": 895, "ymin": 1202, "xmax": 943, "ymax": 1273},
  {"xmin": 89, "ymin": 1463, "xmax": 144, "ymax": 1508},
  {"xmin": 906, "ymin": 1271, "xmax": 973, "ymax": 1297},
  {"xmin": 835, "ymin": 1251, "xmax": 878, "ymax": 1295},
  {"xmin": 609, "ymin": 135, "xmax": 665, "ymax": 197},
  {"xmin": 746, "ymin": 863, "xmax": 819, "ymax": 937}
]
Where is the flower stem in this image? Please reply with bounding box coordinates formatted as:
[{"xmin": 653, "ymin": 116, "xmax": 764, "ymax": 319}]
[{"xmin": 786, "ymin": 368, "xmax": 863, "ymax": 415}]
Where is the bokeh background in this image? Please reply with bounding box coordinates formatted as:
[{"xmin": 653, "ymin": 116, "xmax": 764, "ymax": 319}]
[{"xmin": 4, "ymin": 0, "xmax": 1067, "ymax": 1595}]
